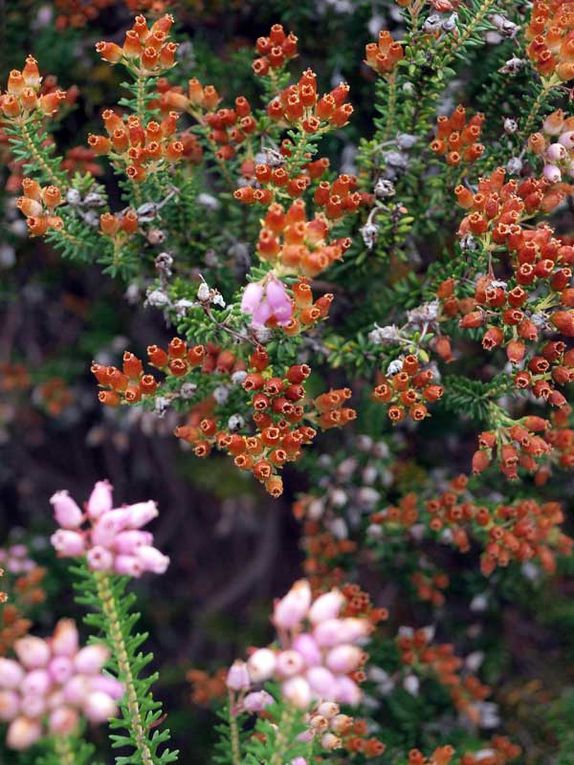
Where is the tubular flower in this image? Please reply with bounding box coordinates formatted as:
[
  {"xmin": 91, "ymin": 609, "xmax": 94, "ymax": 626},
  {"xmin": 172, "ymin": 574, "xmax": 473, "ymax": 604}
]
[
  {"xmin": 229, "ymin": 580, "xmax": 372, "ymax": 709},
  {"xmin": 96, "ymin": 14, "xmax": 178, "ymax": 75},
  {"xmin": 526, "ymin": 1, "xmax": 574, "ymax": 82},
  {"xmin": 267, "ymin": 70, "xmax": 353, "ymax": 132},
  {"xmin": 0, "ymin": 620, "xmax": 123, "ymax": 750},
  {"xmin": 16, "ymin": 178, "xmax": 63, "ymax": 237},
  {"xmin": 253, "ymin": 24, "xmax": 299, "ymax": 76},
  {"xmin": 364, "ymin": 31, "xmax": 404, "ymax": 76},
  {"xmin": 240, "ymin": 276, "xmax": 294, "ymax": 328},
  {"xmin": 431, "ymin": 106, "xmax": 485, "ymax": 166},
  {"xmin": 372, "ymin": 355, "xmax": 443, "ymax": 423},
  {"xmin": 1, "ymin": 56, "xmax": 67, "ymax": 119},
  {"xmin": 50, "ymin": 481, "xmax": 170, "ymax": 577}
]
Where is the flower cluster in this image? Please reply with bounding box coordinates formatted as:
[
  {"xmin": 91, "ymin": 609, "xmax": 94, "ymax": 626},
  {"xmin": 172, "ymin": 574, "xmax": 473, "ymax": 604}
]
[
  {"xmin": 96, "ymin": 14, "xmax": 178, "ymax": 75},
  {"xmin": 232, "ymin": 580, "xmax": 371, "ymax": 708},
  {"xmin": 364, "ymin": 31, "xmax": 404, "ymax": 76},
  {"xmin": 88, "ymin": 109, "xmax": 183, "ymax": 182},
  {"xmin": 397, "ymin": 628, "xmax": 490, "ymax": 724},
  {"xmin": 301, "ymin": 702, "xmax": 385, "ymax": 757},
  {"xmin": 50, "ymin": 481, "xmax": 170, "ymax": 577},
  {"xmin": 241, "ymin": 276, "xmax": 293, "ymax": 328},
  {"xmin": 0, "ymin": 620, "xmax": 123, "ymax": 749},
  {"xmin": 528, "ymin": 109, "xmax": 574, "ymax": 184},
  {"xmin": 253, "ymin": 24, "xmax": 299, "ymax": 75},
  {"xmin": 0, "ymin": 56, "xmax": 67, "ymax": 119},
  {"xmin": 256, "ymin": 199, "xmax": 352, "ymax": 277},
  {"xmin": 372, "ymin": 355, "xmax": 443, "ymax": 423},
  {"xmin": 526, "ymin": 1, "xmax": 574, "ymax": 83},
  {"xmin": 431, "ymin": 106, "xmax": 485, "ymax": 166},
  {"xmin": 267, "ymin": 71, "xmax": 353, "ymax": 132},
  {"xmin": 16, "ymin": 179, "xmax": 63, "ymax": 237}
]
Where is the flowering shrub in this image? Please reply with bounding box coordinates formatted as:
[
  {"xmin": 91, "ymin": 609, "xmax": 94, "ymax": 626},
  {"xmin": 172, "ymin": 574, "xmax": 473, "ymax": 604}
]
[{"xmin": 2, "ymin": 0, "xmax": 574, "ymax": 763}]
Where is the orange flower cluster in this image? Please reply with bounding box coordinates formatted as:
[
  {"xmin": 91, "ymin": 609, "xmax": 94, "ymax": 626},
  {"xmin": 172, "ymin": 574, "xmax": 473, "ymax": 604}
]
[
  {"xmin": 372, "ymin": 355, "xmax": 443, "ymax": 423},
  {"xmin": 460, "ymin": 737, "xmax": 521, "ymax": 765},
  {"xmin": 364, "ymin": 31, "xmax": 404, "ymax": 76},
  {"xmin": 36, "ymin": 378, "xmax": 74, "ymax": 417},
  {"xmin": 340, "ymin": 583, "xmax": 389, "ymax": 625},
  {"xmin": 155, "ymin": 77, "xmax": 221, "ymax": 115},
  {"xmin": 526, "ymin": 1, "xmax": 574, "ymax": 82},
  {"xmin": 282, "ymin": 280, "xmax": 333, "ymax": 336},
  {"xmin": 0, "ymin": 556, "xmax": 46, "ymax": 656},
  {"xmin": 455, "ymin": 168, "xmax": 569, "ymax": 237},
  {"xmin": 88, "ymin": 109, "xmax": 184, "ymax": 182},
  {"xmin": 431, "ymin": 106, "xmax": 485, "ymax": 166},
  {"xmin": 472, "ymin": 417, "xmax": 554, "ymax": 480},
  {"xmin": 397, "ymin": 629, "xmax": 491, "ymax": 724},
  {"xmin": 235, "ymin": 152, "xmax": 330, "ymax": 206},
  {"xmin": 96, "ymin": 14, "xmax": 178, "ymax": 75},
  {"xmin": 339, "ymin": 717, "xmax": 386, "ymax": 758},
  {"xmin": 94, "ymin": 343, "xmax": 355, "ymax": 496},
  {"xmin": 267, "ymin": 71, "xmax": 353, "ymax": 132},
  {"xmin": 1, "ymin": 56, "xmax": 67, "ymax": 119},
  {"xmin": 200, "ymin": 99, "xmax": 256, "ymax": 161},
  {"xmin": 186, "ymin": 668, "xmax": 227, "ymax": 706},
  {"xmin": 411, "ymin": 570, "xmax": 449, "ymax": 607},
  {"xmin": 253, "ymin": 24, "xmax": 299, "ymax": 76},
  {"xmin": 299, "ymin": 520, "xmax": 354, "ymax": 591},
  {"xmin": 100, "ymin": 208, "xmax": 139, "ymax": 238},
  {"xmin": 256, "ymin": 199, "xmax": 352, "ymax": 277},
  {"xmin": 17, "ymin": 178, "xmax": 63, "ymax": 237},
  {"xmin": 480, "ymin": 497, "xmax": 572, "ymax": 576},
  {"xmin": 408, "ymin": 746, "xmax": 456, "ymax": 765},
  {"xmin": 371, "ymin": 491, "xmax": 419, "ymax": 529},
  {"xmin": 313, "ymin": 174, "xmax": 369, "ymax": 219}
]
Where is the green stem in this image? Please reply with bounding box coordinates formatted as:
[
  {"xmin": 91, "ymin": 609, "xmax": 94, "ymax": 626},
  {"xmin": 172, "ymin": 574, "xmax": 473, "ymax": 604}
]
[
  {"xmin": 17, "ymin": 119, "xmax": 66, "ymax": 187},
  {"xmin": 53, "ymin": 736, "xmax": 75, "ymax": 765},
  {"xmin": 94, "ymin": 571, "xmax": 155, "ymax": 765},
  {"xmin": 521, "ymin": 82, "xmax": 553, "ymax": 141},
  {"xmin": 440, "ymin": 0, "xmax": 498, "ymax": 67},
  {"xmin": 269, "ymin": 704, "xmax": 298, "ymax": 765},
  {"xmin": 136, "ymin": 74, "xmax": 146, "ymax": 121},
  {"xmin": 384, "ymin": 73, "xmax": 397, "ymax": 141},
  {"xmin": 228, "ymin": 693, "xmax": 242, "ymax": 765}
]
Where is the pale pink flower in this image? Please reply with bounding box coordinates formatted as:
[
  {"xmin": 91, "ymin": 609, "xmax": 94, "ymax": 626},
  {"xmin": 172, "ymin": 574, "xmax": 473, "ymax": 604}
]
[
  {"xmin": 50, "ymin": 482, "xmax": 169, "ymax": 578},
  {"xmin": 241, "ymin": 277, "xmax": 293, "ymax": 328}
]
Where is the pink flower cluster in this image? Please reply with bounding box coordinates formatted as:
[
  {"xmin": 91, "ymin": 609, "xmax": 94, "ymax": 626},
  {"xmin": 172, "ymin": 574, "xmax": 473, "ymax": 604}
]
[
  {"xmin": 230, "ymin": 580, "xmax": 370, "ymax": 709},
  {"xmin": 50, "ymin": 480, "xmax": 170, "ymax": 577},
  {"xmin": 0, "ymin": 619, "xmax": 123, "ymax": 750},
  {"xmin": 240, "ymin": 276, "xmax": 293, "ymax": 328}
]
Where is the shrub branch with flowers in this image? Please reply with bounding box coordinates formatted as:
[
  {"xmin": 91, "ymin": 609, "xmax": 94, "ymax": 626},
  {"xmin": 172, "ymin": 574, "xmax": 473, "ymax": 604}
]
[{"xmin": 2, "ymin": 0, "xmax": 574, "ymax": 763}]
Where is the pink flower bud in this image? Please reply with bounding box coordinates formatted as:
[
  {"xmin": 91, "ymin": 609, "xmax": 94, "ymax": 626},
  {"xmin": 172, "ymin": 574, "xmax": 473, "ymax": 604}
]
[
  {"xmin": 559, "ymin": 131, "xmax": 574, "ymax": 150},
  {"xmin": 88, "ymin": 676, "xmax": 124, "ymax": 700},
  {"xmin": 0, "ymin": 658, "xmax": 25, "ymax": 688},
  {"xmin": 21, "ymin": 669, "xmax": 51, "ymax": 697},
  {"xmin": 321, "ymin": 732, "xmax": 341, "ymax": 750},
  {"xmin": 308, "ymin": 590, "xmax": 344, "ymax": 624},
  {"xmin": 251, "ymin": 299, "xmax": 273, "ymax": 327},
  {"xmin": 306, "ymin": 666, "xmax": 337, "ymax": 697},
  {"xmin": 247, "ymin": 648, "xmax": 277, "ymax": 682},
  {"xmin": 113, "ymin": 555, "xmax": 143, "ymax": 577},
  {"xmin": 543, "ymin": 163, "xmax": 562, "ymax": 183},
  {"xmin": 242, "ymin": 690, "xmax": 273, "ymax": 712},
  {"xmin": 315, "ymin": 617, "xmax": 369, "ymax": 647},
  {"xmin": 113, "ymin": 530, "xmax": 152, "ymax": 554},
  {"xmin": 51, "ymin": 619, "xmax": 79, "ymax": 657},
  {"xmin": 46, "ymin": 690, "xmax": 65, "ymax": 710},
  {"xmin": 87, "ymin": 546, "xmax": 114, "ymax": 571},
  {"xmin": 51, "ymin": 529, "xmax": 86, "ymax": 557},
  {"xmin": 545, "ymin": 142, "xmax": 567, "ymax": 162},
  {"xmin": 291, "ymin": 759, "xmax": 308, "ymax": 765},
  {"xmin": 87, "ymin": 480, "xmax": 114, "ymax": 519},
  {"xmin": 0, "ymin": 690, "xmax": 19, "ymax": 721},
  {"xmin": 91, "ymin": 509, "xmax": 132, "ymax": 546},
  {"xmin": 334, "ymin": 676, "xmax": 361, "ymax": 706},
  {"xmin": 226, "ymin": 660, "xmax": 251, "ymax": 691},
  {"xmin": 50, "ymin": 491, "xmax": 84, "ymax": 529},
  {"xmin": 265, "ymin": 278, "xmax": 293, "ymax": 325},
  {"xmin": 62, "ymin": 676, "xmax": 88, "ymax": 705},
  {"xmin": 326, "ymin": 645, "xmax": 363, "ymax": 674},
  {"xmin": 20, "ymin": 694, "xmax": 46, "ymax": 718},
  {"xmin": 276, "ymin": 650, "xmax": 305, "ymax": 678},
  {"xmin": 273, "ymin": 580, "xmax": 311, "ymax": 629},
  {"xmin": 291, "ymin": 633, "xmax": 321, "ymax": 667},
  {"xmin": 6, "ymin": 716, "xmax": 42, "ymax": 750},
  {"xmin": 126, "ymin": 501, "xmax": 158, "ymax": 528},
  {"xmin": 317, "ymin": 701, "xmax": 339, "ymax": 718},
  {"xmin": 48, "ymin": 706, "xmax": 79, "ymax": 735},
  {"xmin": 14, "ymin": 636, "xmax": 50, "ymax": 669},
  {"xmin": 281, "ymin": 676, "xmax": 312, "ymax": 708},
  {"xmin": 136, "ymin": 545, "xmax": 170, "ymax": 574},
  {"xmin": 83, "ymin": 690, "xmax": 117, "ymax": 722},
  {"xmin": 241, "ymin": 282, "xmax": 265, "ymax": 314},
  {"xmin": 74, "ymin": 645, "xmax": 109, "ymax": 675}
]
